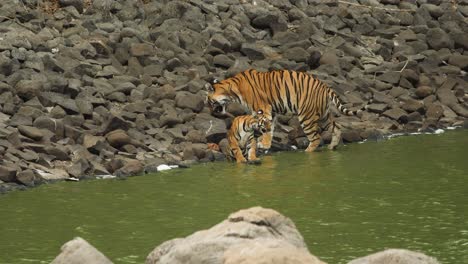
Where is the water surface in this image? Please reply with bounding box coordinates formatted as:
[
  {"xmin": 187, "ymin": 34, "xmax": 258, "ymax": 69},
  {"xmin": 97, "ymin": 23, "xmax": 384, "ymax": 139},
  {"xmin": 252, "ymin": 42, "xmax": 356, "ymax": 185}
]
[{"xmin": 1, "ymin": 130, "xmax": 467, "ymax": 264}]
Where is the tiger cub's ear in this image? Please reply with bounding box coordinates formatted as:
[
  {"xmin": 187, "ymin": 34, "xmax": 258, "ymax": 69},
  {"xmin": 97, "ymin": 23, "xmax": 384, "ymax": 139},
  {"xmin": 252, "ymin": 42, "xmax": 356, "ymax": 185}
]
[
  {"xmin": 257, "ymin": 109, "xmax": 264, "ymax": 115},
  {"xmin": 205, "ymin": 83, "xmax": 214, "ymax": 92},
  {"xmin": 212, "ymin": 78, "xmax": 219, "ymax": 84}
]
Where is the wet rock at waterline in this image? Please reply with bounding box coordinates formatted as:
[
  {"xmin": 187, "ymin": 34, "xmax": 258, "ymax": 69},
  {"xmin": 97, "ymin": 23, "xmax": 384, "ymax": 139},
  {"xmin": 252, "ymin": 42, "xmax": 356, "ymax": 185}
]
[{"xmin": 0, "ymin": 0, "xmax": 467, "ymax": 192}]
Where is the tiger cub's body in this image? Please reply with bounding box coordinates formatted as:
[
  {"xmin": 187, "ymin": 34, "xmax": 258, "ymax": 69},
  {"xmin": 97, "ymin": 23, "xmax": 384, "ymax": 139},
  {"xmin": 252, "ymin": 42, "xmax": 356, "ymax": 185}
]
[
  {"xmin": 206, "ymin": 69, "xmax": 366, "ymax": 152},
  {"xmin": 226, "ymin": 111, "xmax": 271, "ymax": 163}
]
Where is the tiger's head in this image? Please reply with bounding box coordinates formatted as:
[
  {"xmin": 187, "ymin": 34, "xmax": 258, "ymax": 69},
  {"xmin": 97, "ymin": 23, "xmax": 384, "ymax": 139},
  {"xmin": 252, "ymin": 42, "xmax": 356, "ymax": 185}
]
[
  {"xmin": 252, "ymin": 110, "xmax": 272, "ymax": 134},
  {"xmin": 205, "ymin": 78, "xmax": 237, "ymax": 115}
]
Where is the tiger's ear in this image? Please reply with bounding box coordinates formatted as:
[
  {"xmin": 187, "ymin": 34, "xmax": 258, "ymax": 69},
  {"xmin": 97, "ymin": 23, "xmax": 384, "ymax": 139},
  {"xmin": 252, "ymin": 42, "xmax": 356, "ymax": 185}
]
[
  {"xmin": 205, "ymin": 83, "xmax": 214, "ymax": 92},
  {"xmin": 257, "ymin": 109, "xmax": 264, "ymax": 115},
  {"xmin": 212, "ymin": 78, "xmax": 219, "ymax": 84}
]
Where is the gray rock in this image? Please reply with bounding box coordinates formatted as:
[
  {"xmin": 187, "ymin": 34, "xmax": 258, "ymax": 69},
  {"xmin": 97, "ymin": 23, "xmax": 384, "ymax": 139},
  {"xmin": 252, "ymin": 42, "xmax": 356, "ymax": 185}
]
[
  {"xmin": 160, "ymin": 112, "xmax": 183, "ymax": 128},
  {"xmin": 0, "ymin": 54, "xmax": 13, "ymax": 76},
  {"xmin": 67, "ymin": 158, "xmax": 90, "ymax": 178},
  {"xmin": 59, "ymin": 0, "xmax": 84, "ymax": 13},
  {"xmin": 448, "ymin": 54, "xmax": 468, "ymax": 70},
  {"xmin": 45, "ymin": 145, "xmax": 70, "ymax": 161},
  {"xmin": 185, "ymin": 130, "xmax": 207, "ymax": 144},
  {"xmin": 124, "ymin": 102, "xmax": 149, "ymax": 113},
  {"xmin": 401, "ymin": 99, "xmax": 424, "ymax": 113},
  {"xmin": 114, "ymin": 159, "xmax": 143, "ymax": 177},
  {"xmin": 16, "ymin": 169, "xmax": 38, "ymax": 187},
  {"xmin": 426, "ymin": 28, "xmax": 454, "ymax": 50},
  {"xmin": 147, "ymin": 85, "xmax": 176, "ymax": 102},
  {"xmin": 51, "ymin": 237, "xmax": 113, "ymax": 264},
  {"xmin": 106, "ymin": 129, "xmax": 131, "ymax": 148},
  {"xmin": 8, "ymin": 114, "xmax": 33, "ymax": 127},
  {"xmin": 211, "ymin": 34, "xmax": 231, "ymax": 52},
  {"xmin": 252, "ymin": 12, "xmax": 288, "ymax": 35},
  {"xmin": 18, "ymin": 125, "xmax": 44, "ymax": 141},
  {"xmin": 175, "ymin": 92, "xmax": 204, "ymax": 113},
  {"xmin": 213, "ymin": 54, "xmax": 235, "ymax": 68},
  {"xmin": 15, "ymin": 80, "xmax": 42, "ymax": 100},
  {"xmin": 407, "ymin": 111, "xmax": 423, "ymax": 122},
  {"xmin": 382, "ymin": 108, "xmax": 408, "ymax": 123},
  {"xmin": 241, "ymin": 43, "xmax": 266, "ymax": 60},
  {"xmin": 100, "ymin": 113, "xmax": 132, "ymax": 135},
  {"xmin": 452, "ymin": 32, "xmax": 468, "ymax": 50},
  {"xmin": 17, "ymin": 106, "xmax": 43, "ymax": 120},
  {"xmin": 425, "ymin": 103, "xmax": 444, "ymax": 120},
  {"xmin": 421, "ymin": 4, "xmax": 444, "ymax": 19},
  {"xmin": 130, "ymin": 43, "xmax": 154, "ymax": 57},
  {"xmin": 192, "ymin": 113, "xmax": 226, "ymax": 143},
  {"xmin": 39, "ymin": 92, "xmax": 79, "ymax": 114},
  {"xmin": 377, "ymin": 72, "xmax": 401, "ymax": 84},
  {"xmin": 415, "ymin": 86, "xmax": 433, "ymax": 99},
  {"xmin": 146, "ymin": 207, "xmax": 325, "ymax": 264},
  {"xmin": 367, "ymin": 103, "xmax": 388, "ymax": 114},
  {"xmin": 348, "ymin": 249, "xmax": 439, "ymax": 264},
  {"xmin": 76, "ymin": 99, "xmax": 94, "ymax": 116},
  {"xmin": 319, "ymin": 51, "xmax": 339, "ymax": 65},
  {"xmin": 0, "ymin": 165, "xmax": 17, "ymax": 183},
  {"xmin": 342, "ymin": 130, "xmax": 362, "ymax": 143},
  {"xmin": 283, "ymin": 47, "xmax": 309, "ymax": 63}
]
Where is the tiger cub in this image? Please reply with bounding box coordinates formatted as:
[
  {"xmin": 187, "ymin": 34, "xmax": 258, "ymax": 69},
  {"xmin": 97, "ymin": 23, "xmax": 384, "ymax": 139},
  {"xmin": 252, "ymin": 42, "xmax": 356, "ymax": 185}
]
[{"xmin": 226, "ymin": 110, "xmax": 271, "ymax": 163}]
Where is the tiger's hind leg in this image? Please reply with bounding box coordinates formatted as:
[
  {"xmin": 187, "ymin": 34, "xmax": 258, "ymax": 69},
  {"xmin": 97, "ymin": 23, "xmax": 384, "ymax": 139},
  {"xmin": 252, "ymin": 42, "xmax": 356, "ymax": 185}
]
[
  {"xmin": 300, "ymin": 115, "xmax": 321, "ymax": 152},
  {"xmin": 320, "ymin": 113, "xmax": 342, "ymax": 150},
  {"xmin": 328, "ymin": 122, "xmax": 342, "ymax": 150}
]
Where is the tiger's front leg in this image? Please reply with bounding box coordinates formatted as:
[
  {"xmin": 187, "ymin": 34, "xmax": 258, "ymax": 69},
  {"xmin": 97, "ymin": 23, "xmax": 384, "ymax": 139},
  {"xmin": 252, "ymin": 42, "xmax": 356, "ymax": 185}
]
[
  {"xmin": 247, "ymin": 138, "xmax": 260, "ymax": 162},
  {"xmin": 258, "ymin": 116, "xmax": 276, "ymax": 151},
  {"xmin": 229, "ymin": 139, "xmax": 247, "ymax": 163}
]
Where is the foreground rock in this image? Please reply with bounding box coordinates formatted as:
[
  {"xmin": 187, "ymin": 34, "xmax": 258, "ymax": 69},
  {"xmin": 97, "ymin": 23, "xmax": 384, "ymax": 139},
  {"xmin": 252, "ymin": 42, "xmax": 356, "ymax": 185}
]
[
  {"xmin": 51, "ymin": 208, "xmax": 441, "ymax": 264},
  {"xmin": 51, "ymin": 237, "xmax": 113, "ymax": 264},
  {"xmin": 145, "ymin": 206, "xmax": 326, "ymax": 264},
  {"xmin": 348, "ymin": 249, "xmax": 440, "ymax": 264}
]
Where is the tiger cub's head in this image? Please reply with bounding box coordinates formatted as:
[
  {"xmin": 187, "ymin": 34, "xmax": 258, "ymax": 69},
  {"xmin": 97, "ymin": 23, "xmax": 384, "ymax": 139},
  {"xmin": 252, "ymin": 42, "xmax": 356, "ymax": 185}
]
[
  {"xmin": 252, "ymin": 110, "xmax": 271, "ymax": 134},
  {"xmin": 205, "ymin": 78, "xmax": 236, "ymax": 114}
]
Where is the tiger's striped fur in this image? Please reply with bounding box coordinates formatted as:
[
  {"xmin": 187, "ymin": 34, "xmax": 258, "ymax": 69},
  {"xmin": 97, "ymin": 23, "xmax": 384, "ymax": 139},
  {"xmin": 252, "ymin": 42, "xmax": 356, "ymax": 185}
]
[
  {"xmin": 206, "ymin": 69, "xmax": 366, "ymax": 152},
  {"xmin": 226, "ymin": 110, "xmax": 271, "ymax": 163}
]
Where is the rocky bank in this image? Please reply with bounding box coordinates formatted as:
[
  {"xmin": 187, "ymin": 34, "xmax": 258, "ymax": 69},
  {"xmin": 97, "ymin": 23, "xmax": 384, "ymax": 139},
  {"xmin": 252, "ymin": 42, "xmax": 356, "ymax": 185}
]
[
  {"xmin": 51, "ymin": 207, "xmax": 441, "ymax": 264},
  {"xmin": 0, "ymin": 0, "xmax": 467, "ymax": 192}
]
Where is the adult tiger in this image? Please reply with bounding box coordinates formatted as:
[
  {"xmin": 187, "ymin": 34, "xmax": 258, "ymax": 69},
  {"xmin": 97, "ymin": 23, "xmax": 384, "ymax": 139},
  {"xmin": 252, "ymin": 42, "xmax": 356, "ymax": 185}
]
[
  {"xmin": 206, "ymin": 69, "xmax": 366, "ymax": 152},
  {"xmin": 226, "ymin": 110, "xmax": 271, "ymax": 163}
]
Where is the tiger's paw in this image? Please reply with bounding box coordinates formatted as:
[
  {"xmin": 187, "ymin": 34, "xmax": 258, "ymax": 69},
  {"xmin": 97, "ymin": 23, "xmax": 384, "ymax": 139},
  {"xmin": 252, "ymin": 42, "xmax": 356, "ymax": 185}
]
[
  {"xmin": 235, "ymin": 157, "xmax": 248, "ymax": 163},
  {"xmin": 247, "ymin": 159, "xmax": 262, "ymax": 165}
]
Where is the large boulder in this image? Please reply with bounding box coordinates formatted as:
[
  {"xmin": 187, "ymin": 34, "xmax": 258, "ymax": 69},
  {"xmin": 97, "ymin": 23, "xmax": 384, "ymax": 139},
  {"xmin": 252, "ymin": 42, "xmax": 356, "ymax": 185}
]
[
  {"xmin": 51, "ymin": 237, "xmax": 113, "ymax": 264},
  {"xmin": 146, "ymin": 207, "xmax": 325, "ymax": 264},
  {"xmin": 347, "ymin": 249, "xmax": 440, "ymax": 264}
]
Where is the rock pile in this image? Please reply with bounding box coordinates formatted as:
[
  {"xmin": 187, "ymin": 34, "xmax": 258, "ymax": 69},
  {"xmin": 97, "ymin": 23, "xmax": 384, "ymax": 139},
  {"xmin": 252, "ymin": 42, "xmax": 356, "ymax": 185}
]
[{"xmin": 0, "ymin": 0, "xmax": 467, "ymax": 192}]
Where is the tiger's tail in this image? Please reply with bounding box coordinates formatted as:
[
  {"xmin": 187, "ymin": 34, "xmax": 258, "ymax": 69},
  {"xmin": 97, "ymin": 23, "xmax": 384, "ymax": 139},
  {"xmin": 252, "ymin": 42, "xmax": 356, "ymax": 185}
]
[{"xmin": 329, "ymin": 90, "xmax": 369, "ymax": 116}]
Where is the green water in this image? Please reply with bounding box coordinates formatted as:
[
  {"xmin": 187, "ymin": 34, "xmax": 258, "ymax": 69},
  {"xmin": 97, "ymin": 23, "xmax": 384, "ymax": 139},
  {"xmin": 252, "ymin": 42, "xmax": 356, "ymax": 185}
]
[{"xmin": 1, "ymin": 130, "xmax": 467, "ymax": 264}]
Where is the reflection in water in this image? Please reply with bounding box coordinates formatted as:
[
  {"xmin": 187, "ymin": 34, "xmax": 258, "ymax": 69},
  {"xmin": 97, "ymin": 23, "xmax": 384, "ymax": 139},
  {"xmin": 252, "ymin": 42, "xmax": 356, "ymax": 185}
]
[{"xmin": 0, "ymin": 130, "xmax": 467, "ymax": 264}]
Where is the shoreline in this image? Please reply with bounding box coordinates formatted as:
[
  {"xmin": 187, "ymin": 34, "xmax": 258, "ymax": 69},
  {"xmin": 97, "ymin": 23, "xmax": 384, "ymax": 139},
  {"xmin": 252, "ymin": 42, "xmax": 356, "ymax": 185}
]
[
  {"xmin": 2, "ymin": 125, "xmax": 466, "ymax": 195},
  {"xmin": 1, "ymin": 0, "xmax": 467, "ymax": 194}
]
